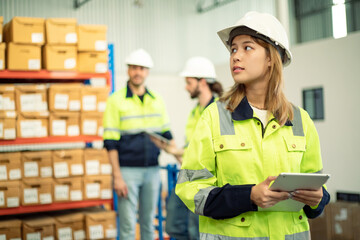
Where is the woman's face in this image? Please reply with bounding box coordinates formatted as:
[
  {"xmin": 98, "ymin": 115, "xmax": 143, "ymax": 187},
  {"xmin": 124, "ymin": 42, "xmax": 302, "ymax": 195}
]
[{"xmin": 230, "ymin": 35, "xmax": 270, "ymax": 86}]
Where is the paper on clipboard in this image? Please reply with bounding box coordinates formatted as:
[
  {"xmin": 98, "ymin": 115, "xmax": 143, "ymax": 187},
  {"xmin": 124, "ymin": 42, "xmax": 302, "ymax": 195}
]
[{"xmin": 259, "ymin": 172, "xmax": 330, "ymax": 212}]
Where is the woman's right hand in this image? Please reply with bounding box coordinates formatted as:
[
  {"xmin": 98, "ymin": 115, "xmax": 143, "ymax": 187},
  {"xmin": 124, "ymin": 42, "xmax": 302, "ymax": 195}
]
[
  {"xmin": 113, "ymin": 176, "xmax": 128, "ymax": 198},
  {"xmin": 250, "ymin": 176, "xmax": 290, "ymax": 208}
]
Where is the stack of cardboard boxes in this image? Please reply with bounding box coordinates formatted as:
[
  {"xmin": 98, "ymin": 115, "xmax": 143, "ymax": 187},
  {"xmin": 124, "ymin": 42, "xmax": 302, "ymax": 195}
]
[{"xmin": 1, "ymin": 16, "xmax": 108, "ymax": 72}]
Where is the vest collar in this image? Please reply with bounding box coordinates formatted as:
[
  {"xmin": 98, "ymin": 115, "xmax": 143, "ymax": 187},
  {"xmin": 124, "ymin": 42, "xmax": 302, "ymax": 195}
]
[{"xmin": 126, "ymin": 82, "xmax": 155, "ymax": 99}]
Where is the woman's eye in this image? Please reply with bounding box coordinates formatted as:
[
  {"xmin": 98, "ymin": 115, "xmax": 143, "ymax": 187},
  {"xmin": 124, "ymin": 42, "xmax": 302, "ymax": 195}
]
[
  {"xmin": 245, "ymin": 46, "xmax": 252, "ymax": 51},
  {"xmin": 231, "ymin": 48, "xmax": 237, "ymax": 53}
]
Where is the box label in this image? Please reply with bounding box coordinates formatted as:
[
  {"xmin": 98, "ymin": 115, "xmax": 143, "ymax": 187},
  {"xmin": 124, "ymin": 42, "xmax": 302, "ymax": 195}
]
[
  {"xmin": 82, "ymin": 95, "xmax": 97, "ymax": 111},
  {"xmin": 20, "ymin": 94, "xmax": 44, "ymax": 111},
  {"xmin": 7, "ymin": 196, "xmax": 20, "ymax": 207},
  {"xmin": 43, "ymin": 237, "xmax": 54, "ymax": 240},
  {"xmin": 64, "ymin": 58, "xmax": 76, "ymax": 69},
  {"xmin": 41, "ymin": 166, "xmax": 53, "ymax": 177},
  {"xmin": 0, "ymin": 60, "xmax": 3, "ymax": 70},
  {"xmin": 20, "ymin": 120, "xmax": 43, "ymax": 138},
  {"xmin": 54, "ymin": 162, "xmax": 69, "ymax": 178},
  {"xmin": 106, "ymin": 228, "xmax": 117, "ymax": 238},
  {"xmin": 54, "ymin": 94, "xmax": 69, "ymax": 110},
  {"xmin": 95, "ymin": 63, "xmax": 107, "ymax": 73},
  {"xmin": 66, "ymin": 33, "xmax": 77, "ymax": 43},
  {"xmin": 74, "ymin": 230, "xmax": 85, "ymax": 240},
  {"xmin": 0, "ymin": 235, "xmax": 5, "ymax": 240},
  {"xmin": 70, "ymin": 190, "xmax": 82, "ymax": 201},
  {"xmin": 26, "ymin": 232, "xmax": 41, "ymax": 240},
  {"xmin": 55, "ymin": 185, "xmax": 69, "ymax": 200},
  {"xmin": 0, "ymin": 191, "xmax": 4, "ymax": 206},
  {"xmin": 101, "ymin": 189, "xmax": 112, "ymax": 199},
  {"xmin": 31, "ymin": 33, "xmax": 44, "ymax": 43},
  {"xmin": 24, "ymin": 188, "xmax": 38, "ymax": 204},
  {"xmin": 71, "ymin": 163, "xmax": 83, "ymax": 175},
  {"xmin": 24, "ymin": 162, "xmax": 39, "ymax": 177},
  {"xmin": 0, "ymin": 165, "xmax": 7, "ymax": 180},
  {"xmin": 83, "ymin": 120, "xmax": 97, "ymax": 135},
  {"xmin": 86, "ymin": 183, "xmax": 100, "ymax": 198},
  {"xmin": 4, "ymin": 129, "xmax": 16, "ymax": 139},
  {"xmin": 52, "ymin": 119, "xmax": 66, "ymax": 136},
  {"xmin": 58, "ymin": 227, "xmax": 72, "ymax": 240},
  {"xmin": 68, "ymin": 125, "xmax": 80, "ymax": 136},
  {"xmin": 89, "ymin": 225, "xmax": 104, "ymax": 239},
  {"xmin": 40, "ymin": 193, "xmax": 52, "ymax": 204},
  {"xmin": 9, "ymin": 169, "xmax": 21, "ymax": 180},
  {"xmin": 95, "ymin": 40, "xmax": 107, "ymax": 51},
  {"xmin": 86, "ymin": 160, "xmax": 100, "ymax": 175},
  {"xmin": 28, "ymin": 59, "xmax": 41, "ymax": 70}
]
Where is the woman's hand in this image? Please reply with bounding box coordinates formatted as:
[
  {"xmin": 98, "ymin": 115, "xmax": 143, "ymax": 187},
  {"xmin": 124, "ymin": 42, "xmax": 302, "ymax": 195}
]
[
  {"xmin": 290, "ymin": 187, "xmax": 323, "ymax": 207},
  {"xmin": 149, "ymin": 136, "xmax": 183, "ymax": 157},
  {"xmin": 113, "ymin": 176, "xmax": 128, "ymax": 198},
  {"xmin": 250, "ymin": 176, "xmax": 290, "ymax": 208}
]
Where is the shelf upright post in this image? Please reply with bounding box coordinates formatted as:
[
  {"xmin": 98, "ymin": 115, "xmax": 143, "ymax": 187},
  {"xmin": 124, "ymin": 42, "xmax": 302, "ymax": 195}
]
[{"xmin": 108, "ymin": 43, "xmax": 115, "ymax": 94}]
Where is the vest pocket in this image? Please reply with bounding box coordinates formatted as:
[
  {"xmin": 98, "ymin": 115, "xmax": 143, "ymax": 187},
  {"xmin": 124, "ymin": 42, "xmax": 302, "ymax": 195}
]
[
  {"xmin": 292, "ymin": 211, "xmax": 308, "ymax": 225},
  {"xmin": 219, "ymin": 212, "xmax": 253, "ymax": 227},
  {"xmin": 213, "ymin": 135, "xmax": 252, "ymax": 152}
]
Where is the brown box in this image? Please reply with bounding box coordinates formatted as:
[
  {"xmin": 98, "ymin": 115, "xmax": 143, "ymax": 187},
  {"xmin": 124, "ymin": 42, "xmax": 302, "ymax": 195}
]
[
  {"xmin": 83, "ymin": 175, "xmax": 112, "ymax": 200},
  {"xmin": 45, "ymin": 18, "xmax": 77, "ymax": 45},
  {"xmin": 49, "ymin": 112, "xmax": 80, "ymax": 137},
  {"xmin": 0, "ymin": 84, "xmax": 16, "ymax": 111},
  {"xmin": 22, "ymin": 150, "xmax": 52, "ymax": 179},
  {"xmin": 0, "ymin": 218, "xmax": 22, "ymax": 239},
  {"xmin": 53, "ymin": 149, "xmax": 84, "ymax": 178},
  {"xmin": 21, "ymin": 178, "xmax": 53, "ymax": 205},
  {"xmin": 84, "ymin": 148, "xmax": 112, "ymax": 176},
  {"xmin": 15, "ymin": 84, "xmax": 48, "ymax": 112},
  {"xmin": 17, "ymin": 112, "xmax": 49, "ymax": 138},
  {"xmin": 80, "ymin": 112, "xmax": 103, "ymax": 136},
  {"xmin": 309, "ymin": 204, "xmax": 332, "ymax": 240},
  {"xmin": 43, "ymin": 45, "xmax": 77, "ymax": 71},
  {"xmin": 77, "ymin": 24, "xmax": 107, "ymax": 51},
  {"xmin": 0, "ymin": 181, "xmax": 21, "ymax": 208},
  {"xmin": 0, "ymin": 42, "xmax": 5, "ymax": 70},
  {"xmin": 3, "ymin": 16, "xmax": 45, "ymax": 45},
  {"xmin": 53, "ymin": 212, "xmax": 86, "ymax": 240},
  {"xmin": 49, "ymin": 83, "xmax": 82, "ymax": 112},
  {"xmin": 0, "ymin": 152, "xmax": 21, "ymax": 181},
  {"xmin": 22, "ymin": 216, "xmax": 55, "ymax": 240},
  {"xmin": 0, "ymin": 111, "xmax": 16, "ymax": 139},
  {"xmin": 53, "ymin": 176, "xmax": 83, "ymax": 202},
  {"xmin": 7, "ymin": 42, "xmax": 41, "ymax": 70},
  {"xmin": 85, "ymin": 210, "xmax": 117, "ymax": 239},
  {"xmin": 78, "ymin": 51, "xmax": 108, "ymax": 73},
  {"xmin": 0, "ymin": 16, "xmax": 3, "ymax": 42},
  {"xmin": 330, "ymin": 201, "xmax": 360, "ymax": 240},
  {"xmin": 81, "ymin": 86, "xmax": 109, "ymax": 112}
]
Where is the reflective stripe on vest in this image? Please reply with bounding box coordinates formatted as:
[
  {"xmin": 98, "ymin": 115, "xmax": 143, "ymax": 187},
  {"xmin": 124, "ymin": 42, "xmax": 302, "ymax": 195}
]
[
  {"xmin": 120, "ymin": 113, "xmax": 162, "ymax": 121},
  {"xmin": 177, "ymin": 168, "xmax": 214, "ymax": 185},
  {"xmin": 194, "ymin": 186, "xmax": 216, "ymax": 215},
  {"xmin": 216, "ymin": 101, "xmax": 304, "ymax": 137},
  {"xmin": 200, "ymin": 231, "xmax": 310, "ymax": 240}
]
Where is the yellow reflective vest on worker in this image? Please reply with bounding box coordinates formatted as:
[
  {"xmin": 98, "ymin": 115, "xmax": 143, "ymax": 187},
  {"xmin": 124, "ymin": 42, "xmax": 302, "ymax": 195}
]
[
  {"xmin": 176, "ymin": 97, "xmax": 324, "ymax": 240},
  {"xmin": 103, "ymin": 85, "xmax": 171, "ymax": 167}
]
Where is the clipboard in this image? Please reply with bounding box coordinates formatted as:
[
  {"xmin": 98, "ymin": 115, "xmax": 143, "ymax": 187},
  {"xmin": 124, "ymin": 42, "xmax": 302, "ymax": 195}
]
[
  {"xmin": 145, "ymin": 131, "xmax": 170, "ymax": 145},
  {"xmin": 259, "ymin": 172, "xmax": 330, "ymax": 212}
]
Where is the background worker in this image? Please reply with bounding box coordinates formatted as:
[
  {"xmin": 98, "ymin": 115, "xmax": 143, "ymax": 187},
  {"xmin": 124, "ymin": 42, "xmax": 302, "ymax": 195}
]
[
  {"xmin": 153, "ymin": 56, "xmax": 223, "ymax": 240},
  {"xmin": 103, "ymin": 48, "xmax": 178, "ymax": 240},
  {"xmin": 176, "ymin": 12, "xmax": 330, "ymax": 239}
]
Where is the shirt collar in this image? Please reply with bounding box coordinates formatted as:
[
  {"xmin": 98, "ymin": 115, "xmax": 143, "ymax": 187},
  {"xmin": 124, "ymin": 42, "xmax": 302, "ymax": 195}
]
[
  {"xmin": 231, "ymin": 96, "xmax": 293, "ymax": 126},
  {"xmin": 126, "ymin": 82, "xmax": 155, "ymax": 99},
  {"xmin": 205, "ymin": 96, "xmax": 215, "ymax": 109}
]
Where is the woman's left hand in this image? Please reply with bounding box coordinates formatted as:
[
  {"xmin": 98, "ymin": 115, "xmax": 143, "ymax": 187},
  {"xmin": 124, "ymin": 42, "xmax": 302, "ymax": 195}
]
[{"xmin": 290, "ymin": 187, "xmax": 323, "ymax": 207}]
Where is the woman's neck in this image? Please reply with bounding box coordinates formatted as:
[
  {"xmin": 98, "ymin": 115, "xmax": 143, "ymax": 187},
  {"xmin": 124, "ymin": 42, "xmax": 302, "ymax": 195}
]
[{"xmin": 245, "ymin": 81, "xmax": 268, "ymax": 110}]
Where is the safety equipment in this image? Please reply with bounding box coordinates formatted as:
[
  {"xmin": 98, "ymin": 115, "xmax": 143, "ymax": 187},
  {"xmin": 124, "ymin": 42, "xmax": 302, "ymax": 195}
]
[
  {"xmin": 125, "ymin": 48, "xmax": 154, "ymax": 68},
  {"xmin": 217, "ymin": 11, "xmax": 292, "ymax": 66},
  {"xmin": 180, "ymin": 57, "xmax": 217, "ymax": 81}
]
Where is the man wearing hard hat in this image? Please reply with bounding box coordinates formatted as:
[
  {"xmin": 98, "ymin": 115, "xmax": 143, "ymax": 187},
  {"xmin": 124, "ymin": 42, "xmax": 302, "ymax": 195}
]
[
  {"xmin": 152, "ymin": 56, "xmax": 223, "ymax": 240},
  {"xmin": 103, "ymin": 48, "xmax": 177, "ymax": 240}
]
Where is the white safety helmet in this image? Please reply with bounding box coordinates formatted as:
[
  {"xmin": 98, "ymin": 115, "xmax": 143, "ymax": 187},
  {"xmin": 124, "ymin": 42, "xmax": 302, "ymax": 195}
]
[
  {"xmin": 180, "ymin": 56, "xmax": 217, "ymax": 83},
  {"xmin": 125, "ymin": 48, "xmax": 154, "ymax": 68},
  {"xmin": 217, "ymin": 11, "xmax": 292, "ymax": 66}
]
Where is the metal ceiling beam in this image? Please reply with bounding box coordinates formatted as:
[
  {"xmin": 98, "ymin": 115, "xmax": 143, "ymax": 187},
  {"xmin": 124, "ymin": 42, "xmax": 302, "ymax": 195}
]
[
  {"xmin": 197, "ymin": 0, "xmax": 237, "ymax": 13},
  {"xmin": 74, "ymin": 0, "xmax": 91, "ymax": 9}
]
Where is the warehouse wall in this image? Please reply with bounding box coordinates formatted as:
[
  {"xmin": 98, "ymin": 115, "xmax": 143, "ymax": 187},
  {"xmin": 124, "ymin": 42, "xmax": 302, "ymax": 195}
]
[{"xmin": 215, "ymin": 31, "xmax": 360, "ymax": 199}]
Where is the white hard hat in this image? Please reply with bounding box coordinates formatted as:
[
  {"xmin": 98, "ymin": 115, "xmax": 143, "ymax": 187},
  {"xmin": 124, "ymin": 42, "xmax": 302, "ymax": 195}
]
[
  {"xmin": 217, "ymin": 11, "xmax": 292, "ymax": 66},
  {"xmin": 125, "ymin": 48, "xmax": 154, "ymax": 68},
  {"xmin": 180, "ymin": 56, "xmax": 217, "ymax": 82}
]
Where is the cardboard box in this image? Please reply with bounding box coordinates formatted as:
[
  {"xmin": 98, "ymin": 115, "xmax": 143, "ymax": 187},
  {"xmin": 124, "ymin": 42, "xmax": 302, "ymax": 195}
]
[
  {"xmin": 49, "ymin": 112, "xmax": 80, "ymax": 137},
  {"xmin": 49, "ymin": 83, "xmax": 82, "ymax": 112},
  {"xmin": 80, "ymin": 112, "xmax": 103, "ymax": 136},
  {"xmin": 330, "ymin": 201, "xmax": 360, "ymax": 240},
  {"xmin": 0, "ymin": 16, "xmax": 3, "ymax": 42},
  {"xmin": 84, "ymin": 148, "xmax": 112, "ymax": 176},
  {"xmin": 309, "ymin": 204, "xmax": 332, "ymax": 240},
  {"xmin": 0, "ymin": 84, "xmax": 16, "ymax": 111},
  {"xmin": 0, "ymin": 152, "xmax": 21, "ymax": 181},
  {"xmin": 21, "ymin": 178, "xmax": 52, "ymax": 205},
  {"xmin": 7, "ymin": 42, "xmax": 41, "ymax": 71},
  {"xmin": 3, "ymin": 16, "xmax": 45, "ymax": 45},
  {"xmin": 22, "ymin": 150, "xmax": 52, "ymax": 179},
  {"xmin": 83, "ymin": 175, "xmax": 112, "ymax": 200},
  {"xmin": 53, "ymin": 212, "xmax": 86, "ymax": 240},
  {"xmin": 78, "ymin": 24, "xmax": 107, "ymax": 51},
  {"xmin": 17, "ymin": 112, "xmax": 49, "ymax": 138},
  {"xmin": 81, "ymin": 86, "xmax": 109, "ymax": 112},
  {"xmin": 0, "ymin": 111, "xmax": 16, "ymax": 140},
  {"xmin": 53, "ymin": 149, "xmax": 84, "ymax": 178},
  {"xmin": 0, "ymin": 42, "xmax": 5, "ymax": 70},
  {"xmin": 45, "ymin": 18, "xmax": 77, "ymax": 45},
  {"xmin": 78, "ymin": 51, "xmax": 108, "ymax": 73},
  {"xmin": 0, "ymin": 218, "xmax": 22, "ymax": 239},
  {"xmin": 15, "ymin": 84, "xmax": 48, "ymax": 112},
  {"xmin": 43, "ymin": 45, "xmax": 77, "ymax": 71},
  {"xmin": 53, "ymin": 176, "xmax": 83, "ymax": 202},
  {"xmin": 85, "ymin": 210, "xmax": 117, "ymax": 240},
  {"xmin": 22, "ymin": 216, "xmax": 55, "ymax": 240},
  {"xmin": 0, "ymin": 181, "xmax": 21, "ymax": 208}
]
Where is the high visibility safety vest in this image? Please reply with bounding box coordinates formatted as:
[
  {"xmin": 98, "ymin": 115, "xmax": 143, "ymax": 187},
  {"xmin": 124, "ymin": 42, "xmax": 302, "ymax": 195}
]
[
  {"xmin": 103, "ymin": 85, "xmax": 171, "ymax": 167},
  {"xmin": 176, "ymin": 97, "xmax": 323, "ymax": 240}
]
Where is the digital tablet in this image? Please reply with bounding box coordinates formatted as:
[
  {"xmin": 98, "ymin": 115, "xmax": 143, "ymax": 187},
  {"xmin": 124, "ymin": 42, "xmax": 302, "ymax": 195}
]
[
  {"xmin": 259, "ymin": 172, "xmax": 330, "ymax": 212},
  {"xmin": 145, "ymin": 131, "xmax": 170, "ymax": 145}
]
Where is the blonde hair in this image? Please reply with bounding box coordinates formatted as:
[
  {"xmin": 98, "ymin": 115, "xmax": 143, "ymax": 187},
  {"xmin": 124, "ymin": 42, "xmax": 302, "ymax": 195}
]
[{"xmin": 220, "ymin": 38, "xmax": 293, "ymax": 126}]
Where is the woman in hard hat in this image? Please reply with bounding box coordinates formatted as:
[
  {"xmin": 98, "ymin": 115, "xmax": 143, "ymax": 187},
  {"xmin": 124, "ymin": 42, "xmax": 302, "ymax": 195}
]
[{"xmin": 175, "ymin": 12, "xmax": 330, "ymax": 239}]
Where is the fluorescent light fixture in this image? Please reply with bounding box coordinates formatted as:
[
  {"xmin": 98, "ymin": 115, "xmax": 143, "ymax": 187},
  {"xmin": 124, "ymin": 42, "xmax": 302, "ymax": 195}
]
[{"xmin": 332, "ymin": 0, "xmax": 347, "ymax": 39}]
